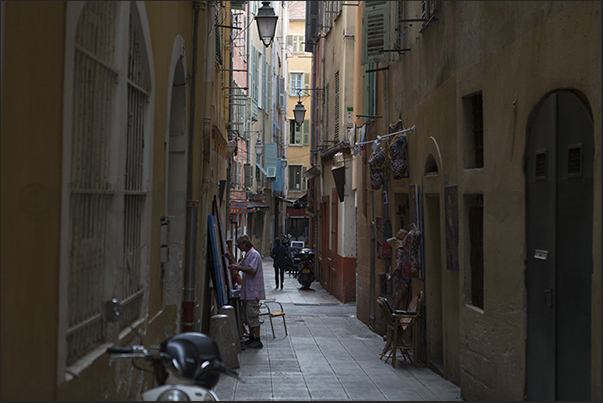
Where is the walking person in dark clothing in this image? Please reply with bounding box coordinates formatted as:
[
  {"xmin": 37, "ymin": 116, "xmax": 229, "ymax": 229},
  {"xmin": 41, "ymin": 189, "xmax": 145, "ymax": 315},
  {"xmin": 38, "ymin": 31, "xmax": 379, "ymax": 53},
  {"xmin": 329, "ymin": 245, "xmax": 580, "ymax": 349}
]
[{"xmin": 270, "ymin": 237, "xmax": 288, "ymax": 290}]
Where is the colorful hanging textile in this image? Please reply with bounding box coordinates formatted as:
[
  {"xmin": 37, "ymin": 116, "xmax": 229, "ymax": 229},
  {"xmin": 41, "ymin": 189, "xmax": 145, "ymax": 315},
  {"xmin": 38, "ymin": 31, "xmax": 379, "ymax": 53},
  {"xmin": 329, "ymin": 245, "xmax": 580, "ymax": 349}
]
[
  {"xmin": 389, "ymin": 133, "xmax": 408, "ymax": 179},
  {"xmin": 396, "ymin": 223, "xmax": 422, "ymax": 279},
  {"xmin": 368, "ymin": 145, "xmax": 387, "ymax": 190}
]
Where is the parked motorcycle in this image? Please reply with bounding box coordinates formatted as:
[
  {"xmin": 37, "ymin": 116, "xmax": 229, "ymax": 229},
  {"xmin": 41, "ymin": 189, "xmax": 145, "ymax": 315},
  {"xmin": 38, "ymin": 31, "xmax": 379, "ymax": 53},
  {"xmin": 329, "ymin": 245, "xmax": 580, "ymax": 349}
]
[
  {"xmin": 107, "ymin": 332, "xmax": 240, "ymax": 401},
  {"xmin": 295, "ymin": 247, "xmax": 316, "ymax": 290}
]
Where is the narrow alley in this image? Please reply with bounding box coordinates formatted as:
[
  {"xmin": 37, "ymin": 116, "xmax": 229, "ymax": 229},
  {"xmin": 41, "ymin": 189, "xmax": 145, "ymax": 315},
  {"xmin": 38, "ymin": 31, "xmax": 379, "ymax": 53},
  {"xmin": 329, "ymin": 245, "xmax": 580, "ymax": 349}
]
[
  {"xmin": 214, "ymin": 257, "xmax": 462, "ymax": 401},
  {"xmin": 2, "ymin": 1, "xmax": 599, "ymax": 401}
]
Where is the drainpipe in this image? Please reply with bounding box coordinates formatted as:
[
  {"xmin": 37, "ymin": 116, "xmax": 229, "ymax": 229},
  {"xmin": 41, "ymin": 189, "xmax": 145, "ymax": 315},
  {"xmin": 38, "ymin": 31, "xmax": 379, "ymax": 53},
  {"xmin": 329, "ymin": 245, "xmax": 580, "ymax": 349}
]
[
  {"xmin": 182, "ymin": 0, "xmax": 202, "ymax": 333},
  {"xmin": 197, "ymin": 0, "xmax": 217, "ymax": 333}
]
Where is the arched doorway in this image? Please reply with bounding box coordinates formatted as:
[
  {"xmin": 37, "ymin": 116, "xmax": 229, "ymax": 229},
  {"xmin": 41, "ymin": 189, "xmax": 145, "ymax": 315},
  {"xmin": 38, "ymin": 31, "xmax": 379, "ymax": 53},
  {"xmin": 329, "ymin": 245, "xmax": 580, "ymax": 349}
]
[
  {"xmin": 525, "ymin": 90, "xmax": 594, "ymax": 400},
  {"xmin": 163, "ymin": 45, "xmax": 188, "ymax": 309}
]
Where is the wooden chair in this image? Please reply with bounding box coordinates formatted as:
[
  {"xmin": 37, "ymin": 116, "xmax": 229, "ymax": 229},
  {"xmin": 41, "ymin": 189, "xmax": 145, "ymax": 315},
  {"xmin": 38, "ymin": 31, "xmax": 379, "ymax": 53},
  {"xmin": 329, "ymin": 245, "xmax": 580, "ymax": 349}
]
[
  {"xmin": 259, "ymin": 300, "xmax": 288, "ymax": 339},
  {"xmin": 377, "ymin": 291, "xmax": 423, "ymax": 368}
]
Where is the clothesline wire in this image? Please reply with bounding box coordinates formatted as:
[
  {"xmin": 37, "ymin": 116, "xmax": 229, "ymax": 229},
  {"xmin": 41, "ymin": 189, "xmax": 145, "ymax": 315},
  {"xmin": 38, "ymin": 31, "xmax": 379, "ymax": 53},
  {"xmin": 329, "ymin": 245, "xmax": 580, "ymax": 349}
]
[{"xmin": 354, "ymin": 125, "xmax": 416, "ymax": 147}]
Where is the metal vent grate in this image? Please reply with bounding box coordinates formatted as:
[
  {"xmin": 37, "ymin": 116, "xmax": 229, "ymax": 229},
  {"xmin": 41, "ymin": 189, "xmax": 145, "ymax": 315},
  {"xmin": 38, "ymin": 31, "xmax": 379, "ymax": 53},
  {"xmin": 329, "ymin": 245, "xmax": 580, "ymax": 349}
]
[
  {"xmin": 535, "ymin": 151, "xmax": 546, "ymax": 180},
  {"xmin": 568, "ymin": 144, "xmax": 583, "ymax": 177}
]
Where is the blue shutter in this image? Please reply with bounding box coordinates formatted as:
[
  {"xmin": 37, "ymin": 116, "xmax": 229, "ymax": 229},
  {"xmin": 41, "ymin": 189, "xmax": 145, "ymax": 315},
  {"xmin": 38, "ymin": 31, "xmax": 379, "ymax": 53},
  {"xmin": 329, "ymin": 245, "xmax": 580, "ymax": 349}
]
[
  {"xmin": 265, "ymin": 143, "xmax": 278, "ymax": 179},
  {"xmin": 273, "ymin": 161, "xmax": 284, "ymax": 192}
]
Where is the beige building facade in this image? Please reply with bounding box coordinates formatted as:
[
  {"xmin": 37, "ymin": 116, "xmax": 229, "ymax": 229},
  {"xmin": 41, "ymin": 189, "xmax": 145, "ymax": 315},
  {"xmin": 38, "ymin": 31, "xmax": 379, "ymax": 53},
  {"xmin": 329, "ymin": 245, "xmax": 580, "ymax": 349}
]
[{"xmin": 349, "ymin": 1, "xmax": 600, "ymax": 401}]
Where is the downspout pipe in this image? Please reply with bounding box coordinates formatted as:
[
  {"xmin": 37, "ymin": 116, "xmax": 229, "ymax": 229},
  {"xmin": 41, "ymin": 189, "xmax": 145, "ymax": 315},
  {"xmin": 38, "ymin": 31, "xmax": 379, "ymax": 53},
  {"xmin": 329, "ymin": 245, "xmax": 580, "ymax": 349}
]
[
  {"xmin": 197, "ymin": 0, "xmax": 217, "ymax": 333},
  {"xmin": 183, "ymin": 0, "xmax": 202, "ymax": 333}
]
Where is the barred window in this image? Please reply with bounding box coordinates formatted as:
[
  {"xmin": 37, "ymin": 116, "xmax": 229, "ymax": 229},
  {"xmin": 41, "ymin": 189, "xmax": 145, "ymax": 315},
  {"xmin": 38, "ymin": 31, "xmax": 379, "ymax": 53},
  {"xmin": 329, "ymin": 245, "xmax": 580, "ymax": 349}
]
[{"xmin": 62, "ymin": 1, "xmax": 152, "ymax": 378}]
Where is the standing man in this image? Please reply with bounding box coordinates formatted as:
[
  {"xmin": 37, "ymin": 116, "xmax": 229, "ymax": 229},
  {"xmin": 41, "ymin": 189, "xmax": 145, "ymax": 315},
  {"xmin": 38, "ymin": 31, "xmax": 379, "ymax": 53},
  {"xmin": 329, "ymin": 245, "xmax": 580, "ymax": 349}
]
[
  {"xmin": 270, "ymin": 238, "xmax": 288, "ymax": 290},
  {"xmin": 229, "ymin": 234, "xmax": 265, "ymax": 349}
]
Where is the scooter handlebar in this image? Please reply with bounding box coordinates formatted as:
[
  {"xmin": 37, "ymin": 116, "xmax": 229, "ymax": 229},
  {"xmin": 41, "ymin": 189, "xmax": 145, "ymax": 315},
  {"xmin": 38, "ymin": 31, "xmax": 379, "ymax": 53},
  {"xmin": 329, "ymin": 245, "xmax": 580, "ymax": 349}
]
[{"xmin": 107, "ymin": 346, "xmax": 134, "ymax": 354}]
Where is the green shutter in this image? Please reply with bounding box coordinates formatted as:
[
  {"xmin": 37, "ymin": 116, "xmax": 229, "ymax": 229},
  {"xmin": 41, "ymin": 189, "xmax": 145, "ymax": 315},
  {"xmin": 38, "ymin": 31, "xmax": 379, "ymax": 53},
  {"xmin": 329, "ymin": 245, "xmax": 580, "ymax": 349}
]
[
  {"xmin": 303, "ymin": 73, "xmax": 310, "ymax": 89},
  {"xmin": 302, "ymin": 120, "xmax": 310, "ymax": 145},
  {"xmin": 361, "ymin": 1, "xmax": 391, "ymax": 65}
]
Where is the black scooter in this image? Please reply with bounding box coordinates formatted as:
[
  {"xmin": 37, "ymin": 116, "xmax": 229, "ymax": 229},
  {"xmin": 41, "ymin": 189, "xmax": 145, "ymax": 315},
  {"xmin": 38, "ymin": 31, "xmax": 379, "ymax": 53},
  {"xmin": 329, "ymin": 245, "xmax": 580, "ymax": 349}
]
[{"xmin": 295, "ymin": 248, "xmax": 316, "ymax": 290}]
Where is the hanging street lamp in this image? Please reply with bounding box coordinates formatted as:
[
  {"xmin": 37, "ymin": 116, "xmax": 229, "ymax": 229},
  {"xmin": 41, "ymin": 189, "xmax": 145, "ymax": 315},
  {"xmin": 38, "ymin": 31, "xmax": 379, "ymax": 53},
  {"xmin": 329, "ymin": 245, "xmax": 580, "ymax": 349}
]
[
  {"xmin": 255, "ymin": 138, "xmax": 264, "ymax": 156},
  {"xmin": 255, "ymin": 1, "xmax": 278, "ymax": 47},
  {"xmin": 293, "ymin": 100, "xmax": 306, "ymax": 127}
]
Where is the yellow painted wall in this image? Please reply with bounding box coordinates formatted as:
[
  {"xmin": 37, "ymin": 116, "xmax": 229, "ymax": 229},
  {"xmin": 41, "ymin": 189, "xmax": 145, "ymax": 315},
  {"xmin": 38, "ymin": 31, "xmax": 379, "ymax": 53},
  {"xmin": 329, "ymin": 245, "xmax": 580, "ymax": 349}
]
[
  {"xmin": 1, "ymin": 2, "xmax": 66, "ymax": 399},
  {"xmin": 287, "ymin": 16, "xmax": 312, "ymax": 199},
  {"xmin": 1, "ymin": 1, "xmax": 226, "ymax": 400}
]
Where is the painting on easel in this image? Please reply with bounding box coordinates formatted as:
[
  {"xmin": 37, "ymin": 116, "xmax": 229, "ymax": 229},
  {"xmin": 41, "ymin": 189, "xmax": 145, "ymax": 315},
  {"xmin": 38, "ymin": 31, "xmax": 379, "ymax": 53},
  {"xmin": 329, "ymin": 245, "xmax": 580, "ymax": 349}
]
[
  {"xmin": 208, "ymin": 214, "xmax": 228, "ymax": 307},
  {"xmin": 213, "ymin": 195, "xmax": 233, "ymax": 296}
]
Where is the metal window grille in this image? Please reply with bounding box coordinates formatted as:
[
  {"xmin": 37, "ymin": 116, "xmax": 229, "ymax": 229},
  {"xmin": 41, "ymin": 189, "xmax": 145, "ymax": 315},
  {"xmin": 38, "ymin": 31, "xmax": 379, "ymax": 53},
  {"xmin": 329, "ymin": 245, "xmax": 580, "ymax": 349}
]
[
  {"xmin": 67, "ymin": 1, "xmax": 117, "ymax": 365},
  {"xmin": 472, "ymin": 94, "xmax": 484, "ymax": 168},
  {"xmin": 468, "ymin": 195, "xmax": 484, "ymax": 309},
  {"xmin": 567, "ymin": 144, "xmax": 583, "ymax": 177},
  {"xmin": 535, "ymin": 151, "xmax": 547, "ymax": 180},
  {"xmin": 120, "ymin": 11, "xmax": 149, "ymax": 329}
]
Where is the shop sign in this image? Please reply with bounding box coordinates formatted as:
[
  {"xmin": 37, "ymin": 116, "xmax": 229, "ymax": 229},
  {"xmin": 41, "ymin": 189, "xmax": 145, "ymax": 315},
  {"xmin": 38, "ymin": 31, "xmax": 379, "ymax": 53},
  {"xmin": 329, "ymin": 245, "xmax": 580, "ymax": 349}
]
[
  {"xmin": 229, "ymin": 200, "xmax": 247, "ymax": 214},
  {"xmin": 286, "ymin": 207, "xmax": 308, "ymax": 217}
]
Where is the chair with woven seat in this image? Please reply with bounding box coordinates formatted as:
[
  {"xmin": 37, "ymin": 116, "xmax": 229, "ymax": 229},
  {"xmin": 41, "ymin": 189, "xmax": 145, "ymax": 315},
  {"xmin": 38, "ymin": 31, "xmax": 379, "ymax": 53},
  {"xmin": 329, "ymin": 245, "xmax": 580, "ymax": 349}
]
[
  {"xmin": 377, "ymin": 291, "xmax": 423, "ymax": 368},
  {"xmin": 259, "ymin": 300, "xmax": 288, "ymax": 339}
]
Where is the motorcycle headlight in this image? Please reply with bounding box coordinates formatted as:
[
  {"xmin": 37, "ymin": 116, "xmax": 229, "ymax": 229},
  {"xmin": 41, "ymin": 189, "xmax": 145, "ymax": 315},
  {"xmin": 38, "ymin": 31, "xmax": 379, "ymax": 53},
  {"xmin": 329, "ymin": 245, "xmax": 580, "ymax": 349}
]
[{"xmin": 157, "ymin": 388, "xmax": 191, "ymax": 401}]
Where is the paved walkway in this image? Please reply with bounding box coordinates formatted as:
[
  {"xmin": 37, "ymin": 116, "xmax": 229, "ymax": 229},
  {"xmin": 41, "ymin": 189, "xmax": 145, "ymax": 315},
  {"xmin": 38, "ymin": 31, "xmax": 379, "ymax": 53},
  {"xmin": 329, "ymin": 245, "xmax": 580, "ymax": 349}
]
[{"xmin": 214, "ymin": 257, "xmax": 462, "ymax": 401}]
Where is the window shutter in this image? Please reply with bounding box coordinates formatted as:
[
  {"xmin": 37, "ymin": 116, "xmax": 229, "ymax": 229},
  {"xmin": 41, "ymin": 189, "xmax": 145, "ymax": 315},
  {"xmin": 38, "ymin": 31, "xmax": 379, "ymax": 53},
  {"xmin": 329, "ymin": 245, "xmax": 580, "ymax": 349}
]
[
  {"xmin": 289, "ymin": 73, "xmax": 295, "ymax": 96},
  {"xmin": 251, "ymin": 46, "xmax": 256, "ymax": 101},
  {"xmin": 286, "ymin": 35, "xmax": 293, "ymax": 49},
  {"xmin": 305, "ymin": 1, "xmax": 319, "ymax": 52},
  {"xmin": 278, "ymin": 77, "xmax": 285, "ymax": 109},
  {"xmin": 266, "ymin": 62, "xmax": 271, "ymax": 111},
  {"xmin": 302, "ymin": 120, "xmax": 310, "ymax": 145},
  {"xmin": 265, "ymin": 142, "xmax": 278, "ymax": 179},
  {"xmin": 244, "ymin": 163, "xmax": 251, "ymax": 188},
  {"xmin": 302, "ymin": 165, "xmax": 307, "ymax": 190},
  {"xmin": 303, "ymin": 73, "xmax": 310, "ymax": 90},
  {"xmin": 362, "ymin": 1, "xmax": 391, "ymax": 64},
  {"xmin": 262, "ymin": 59, "xmax": 266, "ymax": 108}
]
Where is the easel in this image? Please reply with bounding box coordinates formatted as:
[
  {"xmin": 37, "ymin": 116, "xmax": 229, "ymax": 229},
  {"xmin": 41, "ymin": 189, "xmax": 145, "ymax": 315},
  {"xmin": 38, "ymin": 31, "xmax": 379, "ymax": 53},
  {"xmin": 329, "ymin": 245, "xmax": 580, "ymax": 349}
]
[{"xmin": 208, "ymin": 195, "xmax": 243, "ymax": 339}]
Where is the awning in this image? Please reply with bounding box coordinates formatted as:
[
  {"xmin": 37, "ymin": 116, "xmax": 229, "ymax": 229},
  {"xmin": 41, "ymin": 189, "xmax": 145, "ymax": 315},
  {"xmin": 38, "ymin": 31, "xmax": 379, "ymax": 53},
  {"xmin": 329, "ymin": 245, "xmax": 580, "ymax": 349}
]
[
  {"xmin": 303, "ymin": 165, "xmax": 321, "ymax": 179},
  {"xmin": 275, "ymin": 195, "xmax": 296, "ymax": 204},
  {"xmin": 248, "ymin": 200, "xmax": 270, "ymax": 212},
  {"xmin": 293, "ymin": 193, "xmax": 308, "ymax": 208}
]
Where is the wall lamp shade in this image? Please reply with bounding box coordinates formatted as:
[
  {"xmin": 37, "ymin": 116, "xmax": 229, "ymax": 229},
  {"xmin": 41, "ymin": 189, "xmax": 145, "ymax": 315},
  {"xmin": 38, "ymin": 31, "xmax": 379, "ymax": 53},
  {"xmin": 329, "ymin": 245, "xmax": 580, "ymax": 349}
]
[
  {"xmin": 255, "ymin": 139, "xmax": 264, "ymax": 156},
  {"xmin": 293, "ymin": 100, "xmax": 306, "ymax": 126},
  {"xmin": 255, "ymin": 1, "xmax": 278, "ymax": 47},
  {"xmin": 281, "ymin": 158, "xmax": 288, "ymax": 168}
]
